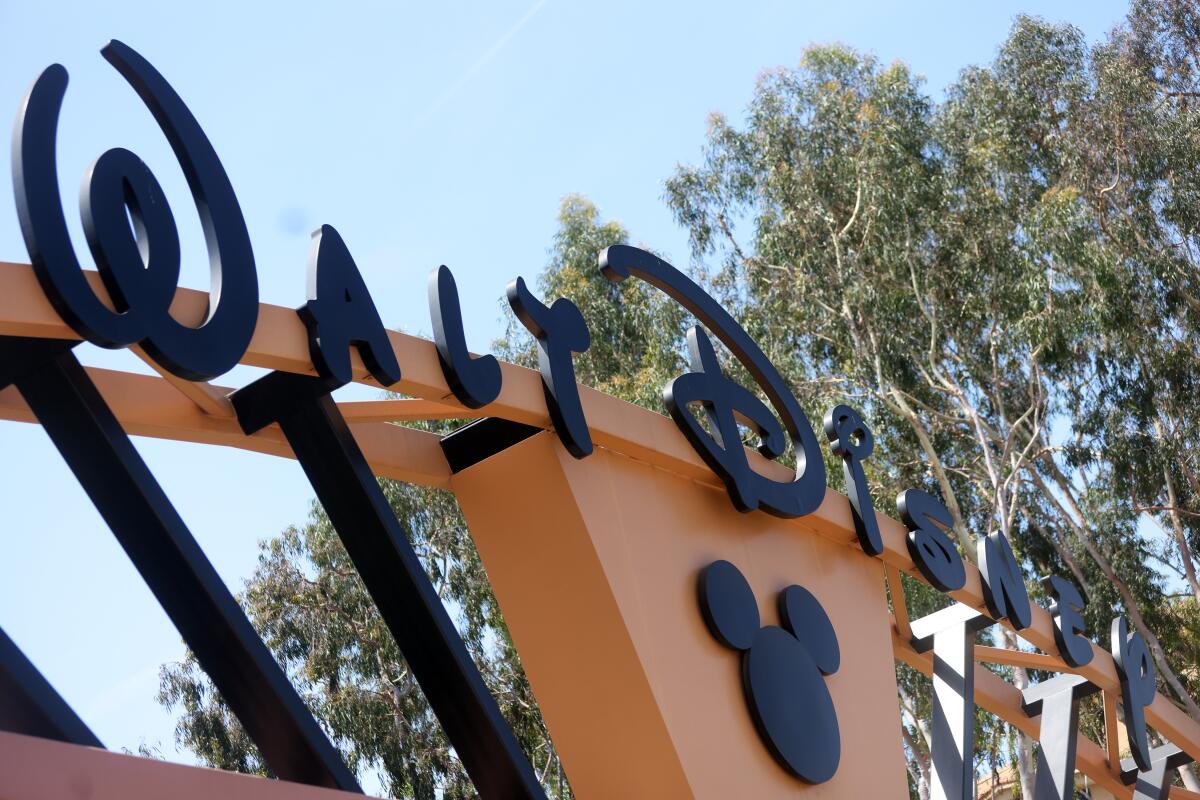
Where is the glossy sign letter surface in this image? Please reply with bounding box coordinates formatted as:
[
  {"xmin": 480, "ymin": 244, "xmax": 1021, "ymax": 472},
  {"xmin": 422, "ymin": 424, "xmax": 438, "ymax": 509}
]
[
  {"xmin": 13, "ymin": 41, "xmax": 257, "ymax": 380},
  {"xmin": 600, "ymin": 245, "xmax": 826, "ymax": 518}
]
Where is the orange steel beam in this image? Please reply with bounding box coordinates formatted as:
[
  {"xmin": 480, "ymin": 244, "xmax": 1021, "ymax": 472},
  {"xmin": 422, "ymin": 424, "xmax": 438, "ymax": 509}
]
[
  {"xmin": 0, "ymin": 261, "xmax": 758, "ymax": 487},
  {"xmin": 1, "ymin": 261, "xmax": 1199, "ymax": 769},
  {"xmin": 0, "ymin": 730, "xmax": 372, "ymax": 800},
  {"xmin": 1105, "ymin": 689, "xmax": 1125, "ymax": 778},
  {"xmin": 131, "ymin": 344, "xmax": 235, "ymax": 418},
  {"xmin": 0, "ymin": 366, "xmax": 451, "ymax": 489},
  {"xmin": 885, "ymin": 563, "xmax": 912, "ymax": 642},
  {"xmin": 452, "ymin": 429, "xmax": 908, "ymax": 797},
  {"xmin": 974, "ymin": 645, "xmax": 1067, "ymax": 672}
]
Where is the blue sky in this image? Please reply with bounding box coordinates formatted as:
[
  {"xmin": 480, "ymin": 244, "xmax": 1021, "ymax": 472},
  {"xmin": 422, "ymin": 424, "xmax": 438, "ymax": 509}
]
[{"xmin": 0, "ymin": 0, "xmax": 1129, "ymax": 776}]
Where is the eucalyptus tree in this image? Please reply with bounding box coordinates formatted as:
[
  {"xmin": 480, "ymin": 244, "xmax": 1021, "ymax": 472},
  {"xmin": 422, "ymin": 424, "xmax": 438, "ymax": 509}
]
[{"xmin": 663, "ymin": 7, "xmax": 1200, "ymax": 795}]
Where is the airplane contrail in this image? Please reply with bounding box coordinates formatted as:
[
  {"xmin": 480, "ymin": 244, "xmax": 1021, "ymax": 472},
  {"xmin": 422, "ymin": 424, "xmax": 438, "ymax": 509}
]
[{"xmin": 412, "ymin": 0, "xmax": 551, "ymax": 129}]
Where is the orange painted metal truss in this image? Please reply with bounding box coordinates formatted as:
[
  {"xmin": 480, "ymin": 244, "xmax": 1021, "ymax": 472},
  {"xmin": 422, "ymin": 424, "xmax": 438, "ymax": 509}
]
[{"xmin": 1, "ymin": 259, "xmax": 1199, "ymax": 799}]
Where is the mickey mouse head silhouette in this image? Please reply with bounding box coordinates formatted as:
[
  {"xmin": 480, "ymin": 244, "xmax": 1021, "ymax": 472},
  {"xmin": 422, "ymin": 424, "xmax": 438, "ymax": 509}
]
[{"xmin": 699, "ymin": 559, "xmax": 841, "ymax": 783}]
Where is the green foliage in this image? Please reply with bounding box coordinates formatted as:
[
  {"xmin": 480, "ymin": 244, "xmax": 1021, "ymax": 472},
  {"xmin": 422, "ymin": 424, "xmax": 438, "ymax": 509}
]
[{"xmin": 494, "ymin": 194, "xmax": 688, "ymax": 406}]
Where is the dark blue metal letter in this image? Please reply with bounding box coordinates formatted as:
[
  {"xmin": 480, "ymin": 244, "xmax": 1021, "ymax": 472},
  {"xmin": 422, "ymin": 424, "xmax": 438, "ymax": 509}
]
[
  {"xmin": 897, "ymin": 489, "xmax": 965, "ymax": 592},
  {"xmin": 506, "ymin": 276, "xmax": 592, "ymax": 458},
  {"xmin": 1041, "ymin": 575, "xmax": 1093, "ymax": 668},
  {"xmin": 1112, "ymin": 616, "xmax": 1157, "ymax": 771},
  {"xmin": 824, "ymin": 404, "xmax": 882, "ymax": 555},
  {"xmin": 298, "ymin": 225, "xmax": 401, "ymax": 389},
  {"xmin": 429, "ymin": 265, "xmax": 502, "ymax": 408},
  {"xmin": 978, "ymin": 531, "xmax": 1032, "ymax": 630},
  {"xmin": 600, "ymin": 245, "xmax": 826, "ymax": 518},
  {"xmin": 12, "ymin": 41, "xmax": 257, "ymax": 381}
]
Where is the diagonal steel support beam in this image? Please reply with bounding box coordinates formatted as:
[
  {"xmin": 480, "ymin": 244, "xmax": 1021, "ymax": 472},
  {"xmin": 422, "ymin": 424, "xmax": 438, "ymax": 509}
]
[
  {"xmin": 0, "ymin": 336, "xmax": 359, "ymax": 792},
  {"xmin": 231, "ymin": 370, "xmax": 546, "ymax": 800},
  {"xmin": 0, "ymin": 625, "xmax": 102, "ymax": 748}
]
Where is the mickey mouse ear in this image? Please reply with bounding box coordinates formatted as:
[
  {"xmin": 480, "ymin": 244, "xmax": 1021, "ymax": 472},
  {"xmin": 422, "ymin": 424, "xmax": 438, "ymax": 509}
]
[
  {"xmin": 779, "ymin": 584, "xmax": 840, "ymax": 675},
  {"xmin": 699, "ymin": 560, "xmax": 759, "ymax": 651}
]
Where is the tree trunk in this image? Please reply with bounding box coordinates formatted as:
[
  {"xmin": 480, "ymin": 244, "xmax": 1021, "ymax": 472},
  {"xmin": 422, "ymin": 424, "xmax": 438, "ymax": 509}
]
[
  {"xmin": 1161, "ymin": 464, "xmax": 1200, "ymax": 603},
  {"xmin": 886, "ymin": 387, "xmax": 975, "ymax": 557},
  {"xmin": 999, "ymin": 628, "xmax": 1037, "ymax": 799}
]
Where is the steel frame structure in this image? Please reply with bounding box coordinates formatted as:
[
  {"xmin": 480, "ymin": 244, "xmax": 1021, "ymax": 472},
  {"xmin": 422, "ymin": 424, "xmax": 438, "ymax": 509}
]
[{"xmin": 0, "ymin": 259, "xmax": 1198, "ymax": 799}]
